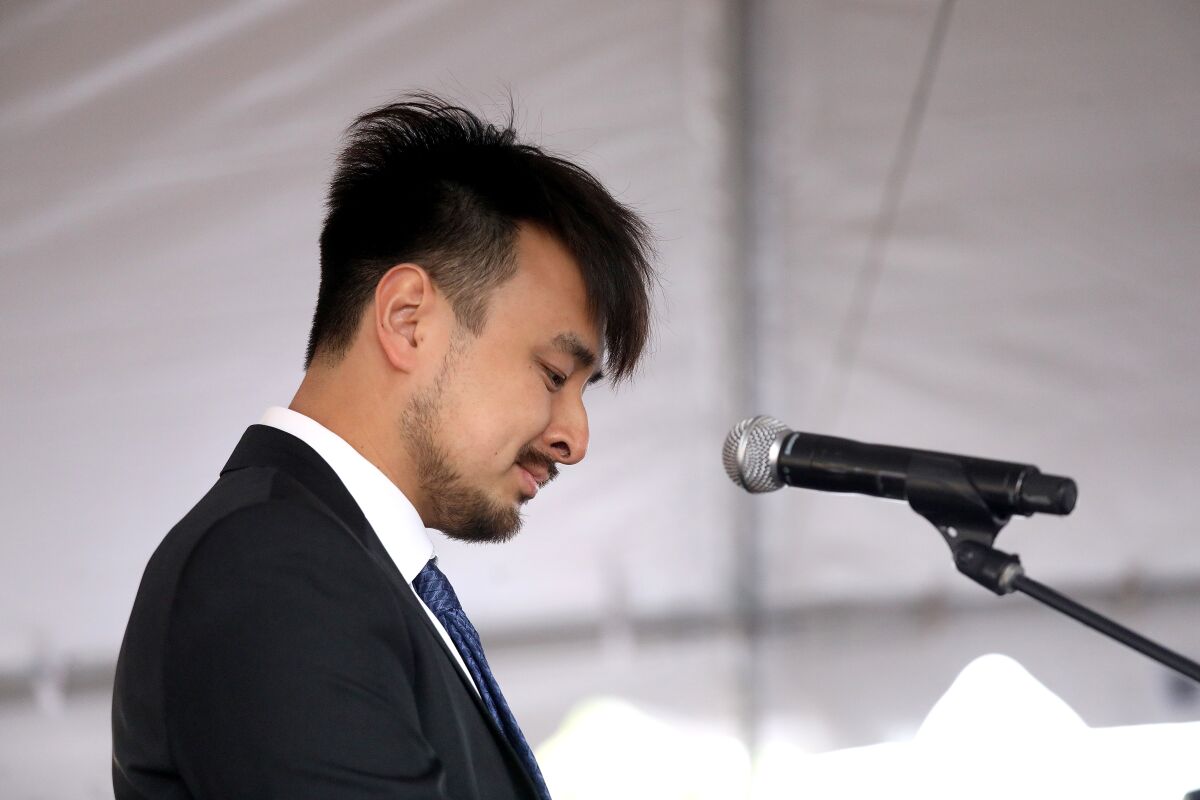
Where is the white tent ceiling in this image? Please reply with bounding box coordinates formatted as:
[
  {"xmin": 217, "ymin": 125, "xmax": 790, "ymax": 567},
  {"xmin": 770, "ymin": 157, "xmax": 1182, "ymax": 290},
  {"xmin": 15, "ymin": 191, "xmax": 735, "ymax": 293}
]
[
  {"xmin": 2, "ymin": 0, "xmax": 1197, "ymax": 694},
  {"xmin": 754, "ymin": 0, "xmax": 1200, "ymax": 606}
]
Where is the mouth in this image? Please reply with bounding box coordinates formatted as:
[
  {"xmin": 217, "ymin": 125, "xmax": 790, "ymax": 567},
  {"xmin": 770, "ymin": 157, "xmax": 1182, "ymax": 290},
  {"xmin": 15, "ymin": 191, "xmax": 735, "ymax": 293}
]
[
  {"xmin": 516, "ymin": 465, "xmax": 541, "ymax": 499},
  {"xmin": 514, "ymin": 453, "xmax": 558, "ymax": 501}
]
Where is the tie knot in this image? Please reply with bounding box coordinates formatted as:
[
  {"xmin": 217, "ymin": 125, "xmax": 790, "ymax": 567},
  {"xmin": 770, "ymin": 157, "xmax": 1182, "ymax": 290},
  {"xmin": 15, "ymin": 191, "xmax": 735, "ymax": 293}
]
[{"xmin": 412, "ymin": 560, "xmax": 464, "ymax": 617}]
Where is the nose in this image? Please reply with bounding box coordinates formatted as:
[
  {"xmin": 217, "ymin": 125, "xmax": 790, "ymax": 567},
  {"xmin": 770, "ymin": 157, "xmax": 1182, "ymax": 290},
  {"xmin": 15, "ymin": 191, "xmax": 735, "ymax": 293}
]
[{"xmin": 544, "ymin": 391, "xmax": 589, "ymax": 466}]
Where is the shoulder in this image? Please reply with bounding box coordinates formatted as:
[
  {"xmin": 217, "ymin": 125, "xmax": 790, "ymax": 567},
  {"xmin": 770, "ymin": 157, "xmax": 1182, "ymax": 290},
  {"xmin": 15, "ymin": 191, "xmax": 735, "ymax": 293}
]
[
  {"xmin": 180, "ymin": 494, "xmax": 388, "ymax": 607},
  {"xmin": 167, "ymin": 493, "xmax": 421, "ymax": 676},
  {"xmin": 143, "ymin": 466, "xmax": 422, "ymax": 670},
  {"xmin": 153, "ymin": 459, "xmax": 393, "ymax": 616},
  {"xmin": 161, "ymin": 463, "xmax": 371, "ymax": 582}
]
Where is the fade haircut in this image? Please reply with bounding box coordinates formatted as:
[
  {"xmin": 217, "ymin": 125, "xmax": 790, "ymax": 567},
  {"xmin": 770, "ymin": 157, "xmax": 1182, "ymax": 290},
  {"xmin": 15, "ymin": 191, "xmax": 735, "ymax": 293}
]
[{"xmin": 307, "ymin": 93, "xmax": 656, "ymax": 382}]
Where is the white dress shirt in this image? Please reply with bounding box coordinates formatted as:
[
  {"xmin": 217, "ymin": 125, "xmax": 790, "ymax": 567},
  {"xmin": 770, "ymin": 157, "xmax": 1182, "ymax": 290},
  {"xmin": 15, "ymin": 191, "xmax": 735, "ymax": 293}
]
[{"xmin": 259, "ymin": 406, "xmax": 478, "ymax": 695}]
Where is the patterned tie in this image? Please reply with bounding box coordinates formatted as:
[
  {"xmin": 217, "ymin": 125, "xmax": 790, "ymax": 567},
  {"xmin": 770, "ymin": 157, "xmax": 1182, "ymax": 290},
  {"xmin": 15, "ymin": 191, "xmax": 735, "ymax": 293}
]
[{"xmin": 412, "ymin": 560, "xmax": 552, "ymax": 800}]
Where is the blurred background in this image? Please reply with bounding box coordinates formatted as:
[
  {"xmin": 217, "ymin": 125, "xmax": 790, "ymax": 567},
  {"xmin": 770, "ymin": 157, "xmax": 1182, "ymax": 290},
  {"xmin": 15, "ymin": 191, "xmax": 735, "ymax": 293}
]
[{"xmin": 2, "ymin": 0, "xmax": 1198, "ymax": 797}]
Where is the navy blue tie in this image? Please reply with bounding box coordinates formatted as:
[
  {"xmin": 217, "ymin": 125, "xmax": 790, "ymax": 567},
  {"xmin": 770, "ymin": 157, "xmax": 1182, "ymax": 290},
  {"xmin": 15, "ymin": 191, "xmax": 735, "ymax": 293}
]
[{"xmin": 412, "ymin": 560, "xmax": 552, "ymax": 800}]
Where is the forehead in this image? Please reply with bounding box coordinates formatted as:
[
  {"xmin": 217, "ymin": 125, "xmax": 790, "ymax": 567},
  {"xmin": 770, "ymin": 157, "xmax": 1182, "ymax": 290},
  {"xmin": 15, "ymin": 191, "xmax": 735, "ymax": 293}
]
[{"xmin": 484, "ymin": 224, "xmax": 601, "ymax": 349}]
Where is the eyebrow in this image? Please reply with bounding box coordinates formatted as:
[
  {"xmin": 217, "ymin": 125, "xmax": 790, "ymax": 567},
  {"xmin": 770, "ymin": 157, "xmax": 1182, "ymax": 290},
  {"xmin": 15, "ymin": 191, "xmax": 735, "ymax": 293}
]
[{"xmin": 552, "ymin": 332, "xmax": 605, "ymax": 385}]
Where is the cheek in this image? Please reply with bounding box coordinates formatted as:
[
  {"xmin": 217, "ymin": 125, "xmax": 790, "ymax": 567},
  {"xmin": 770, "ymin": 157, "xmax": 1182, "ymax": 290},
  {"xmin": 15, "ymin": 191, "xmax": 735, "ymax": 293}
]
[
  {"xmin": 444, "ymin": 386, "xmax": 551, "ymax": 469},
  {"xmin": 444, "ymin": 351, "xmax": 556, "ymax": 468}
]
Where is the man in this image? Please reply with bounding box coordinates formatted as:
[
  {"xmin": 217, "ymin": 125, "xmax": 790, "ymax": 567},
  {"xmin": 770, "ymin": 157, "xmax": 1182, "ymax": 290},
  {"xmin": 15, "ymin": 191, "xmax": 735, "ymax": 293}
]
[{"xmin": 112, "ymin": 94, "xmax": 655, "ymax": 799}]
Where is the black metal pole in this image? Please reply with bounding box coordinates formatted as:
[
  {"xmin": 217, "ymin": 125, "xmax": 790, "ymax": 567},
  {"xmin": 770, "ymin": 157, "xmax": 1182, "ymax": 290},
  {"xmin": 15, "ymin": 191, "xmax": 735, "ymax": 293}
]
[{"xmin": 1011, "ymin": 573, "xmax": 1200, "ymax": 684}]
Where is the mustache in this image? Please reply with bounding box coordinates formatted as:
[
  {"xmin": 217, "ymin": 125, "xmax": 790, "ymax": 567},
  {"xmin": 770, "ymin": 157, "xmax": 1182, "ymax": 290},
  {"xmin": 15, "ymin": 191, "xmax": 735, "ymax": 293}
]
[{"xmin": 516, "ymin": 445, "xmax": 559, "ymax": 486}]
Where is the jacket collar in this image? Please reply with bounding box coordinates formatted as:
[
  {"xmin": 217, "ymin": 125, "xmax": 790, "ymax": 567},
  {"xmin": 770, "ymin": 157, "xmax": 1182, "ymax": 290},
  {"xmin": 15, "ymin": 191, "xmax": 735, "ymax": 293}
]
[{"xmin": 220, "ymin": 423, "xmax": 375, "ymax": 551}]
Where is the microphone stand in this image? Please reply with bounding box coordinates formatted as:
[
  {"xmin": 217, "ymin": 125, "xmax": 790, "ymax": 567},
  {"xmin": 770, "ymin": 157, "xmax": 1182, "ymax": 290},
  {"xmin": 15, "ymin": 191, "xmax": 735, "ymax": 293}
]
[{"xmin": 905, "ymin": 454, "xmax": 1200, "ymax": 684}]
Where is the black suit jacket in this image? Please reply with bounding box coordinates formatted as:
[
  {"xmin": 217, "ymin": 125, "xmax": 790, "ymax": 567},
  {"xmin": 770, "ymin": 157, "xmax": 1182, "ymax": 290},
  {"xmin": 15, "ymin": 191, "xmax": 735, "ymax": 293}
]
[{"xmin": 112, "ymin": 424, "xmax": 541, "ymax": 799}]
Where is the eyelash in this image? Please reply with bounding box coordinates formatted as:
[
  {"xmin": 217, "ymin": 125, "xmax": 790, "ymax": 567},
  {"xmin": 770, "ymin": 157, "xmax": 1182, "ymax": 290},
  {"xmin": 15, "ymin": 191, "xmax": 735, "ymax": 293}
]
[{"xmin": 542, "ymin": 365, "xmax": 567, "ymax": 390}]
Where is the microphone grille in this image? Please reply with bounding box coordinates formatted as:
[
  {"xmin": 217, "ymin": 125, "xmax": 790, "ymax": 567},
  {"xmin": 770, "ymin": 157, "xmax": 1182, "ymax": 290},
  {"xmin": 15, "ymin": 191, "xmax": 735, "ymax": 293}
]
[{"xmin": 723, "ymin": 415, "xmax": 790, "ymax": 493}]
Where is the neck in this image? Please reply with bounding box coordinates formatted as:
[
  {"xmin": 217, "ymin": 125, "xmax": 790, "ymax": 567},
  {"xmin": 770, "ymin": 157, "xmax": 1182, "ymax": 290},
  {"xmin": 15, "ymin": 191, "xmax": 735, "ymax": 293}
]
[{"xmin": 289, "ymin": 362, "xmax": 428, "ymax": 521}]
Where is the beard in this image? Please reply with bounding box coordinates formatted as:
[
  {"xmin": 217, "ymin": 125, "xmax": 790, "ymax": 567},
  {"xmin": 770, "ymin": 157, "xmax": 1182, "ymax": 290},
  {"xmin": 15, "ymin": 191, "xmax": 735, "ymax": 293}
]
[{"xmin": 400, "ymin": 351, "xmax": 524, "ymax": 544}]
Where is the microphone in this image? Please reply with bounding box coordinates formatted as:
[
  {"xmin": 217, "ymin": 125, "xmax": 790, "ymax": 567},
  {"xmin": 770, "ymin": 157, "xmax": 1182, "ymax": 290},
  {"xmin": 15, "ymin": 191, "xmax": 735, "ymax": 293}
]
[{"xmin": 723, "ymin": 416, "xmax": 1077, "ymax": 518}]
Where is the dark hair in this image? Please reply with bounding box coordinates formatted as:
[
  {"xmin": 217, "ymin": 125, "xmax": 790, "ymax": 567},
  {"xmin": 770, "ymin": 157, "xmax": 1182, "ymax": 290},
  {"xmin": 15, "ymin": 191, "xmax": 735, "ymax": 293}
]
[{"xmin": 307, "ymin": 93, "xmax": 656, "ymax": 382}]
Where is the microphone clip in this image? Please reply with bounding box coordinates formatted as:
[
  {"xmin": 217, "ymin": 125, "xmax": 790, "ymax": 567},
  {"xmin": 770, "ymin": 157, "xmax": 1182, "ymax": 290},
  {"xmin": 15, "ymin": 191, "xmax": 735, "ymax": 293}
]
[
  {"xmin": 903, "ymin": 445, "xmax": 1200, "ymax": 682},
  {"xmin": 904, "ymin": 453, "xmax": 1023, "ymax": 595}
]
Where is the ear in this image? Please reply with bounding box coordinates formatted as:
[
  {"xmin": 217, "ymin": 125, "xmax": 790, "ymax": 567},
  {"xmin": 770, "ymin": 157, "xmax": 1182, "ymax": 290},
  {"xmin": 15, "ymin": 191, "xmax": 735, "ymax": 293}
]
[{"xmin": 374, "ymin": 263, "xmax": 437, "ymax": 373}]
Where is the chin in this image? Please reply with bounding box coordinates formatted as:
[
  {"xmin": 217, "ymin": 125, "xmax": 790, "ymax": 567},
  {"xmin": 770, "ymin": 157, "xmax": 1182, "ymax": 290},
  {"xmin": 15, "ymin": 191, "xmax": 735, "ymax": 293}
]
[{"xmin": 435, "ymin": 486, "xmax": 525, "ymax": 545}]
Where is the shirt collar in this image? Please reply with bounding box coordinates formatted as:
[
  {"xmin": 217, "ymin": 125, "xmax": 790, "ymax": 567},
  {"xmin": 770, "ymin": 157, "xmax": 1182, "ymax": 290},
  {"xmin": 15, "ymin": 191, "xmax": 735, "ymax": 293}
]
[{"xmin": 258, "ymin": 406, "xmax": 437, "ymax": 582}]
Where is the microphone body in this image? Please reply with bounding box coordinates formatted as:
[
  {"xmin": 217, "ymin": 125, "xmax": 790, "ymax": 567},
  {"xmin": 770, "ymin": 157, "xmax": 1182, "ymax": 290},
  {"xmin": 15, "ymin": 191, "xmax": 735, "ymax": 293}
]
[
  {"xmin": 725, "ymin": 416, "xmax": 1076, "ymax": 518},
  {"xmin": 777, "ymin": 432, "xmax": 1074, "ymax": 517}
]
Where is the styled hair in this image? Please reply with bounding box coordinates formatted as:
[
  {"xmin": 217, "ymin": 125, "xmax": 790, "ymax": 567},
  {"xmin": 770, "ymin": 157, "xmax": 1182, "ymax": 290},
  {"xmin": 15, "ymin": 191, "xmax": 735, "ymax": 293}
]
[{"xmin": 307, "ymin": 93, "xmax": 656, "ymax": 382}]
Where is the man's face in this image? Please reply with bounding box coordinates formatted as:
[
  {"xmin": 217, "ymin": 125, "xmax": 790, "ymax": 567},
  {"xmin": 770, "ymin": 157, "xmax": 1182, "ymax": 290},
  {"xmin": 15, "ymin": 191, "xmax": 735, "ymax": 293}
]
[{"xmin": 402, "ymin": 225, "xmax": 602, "ymax": 543}]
